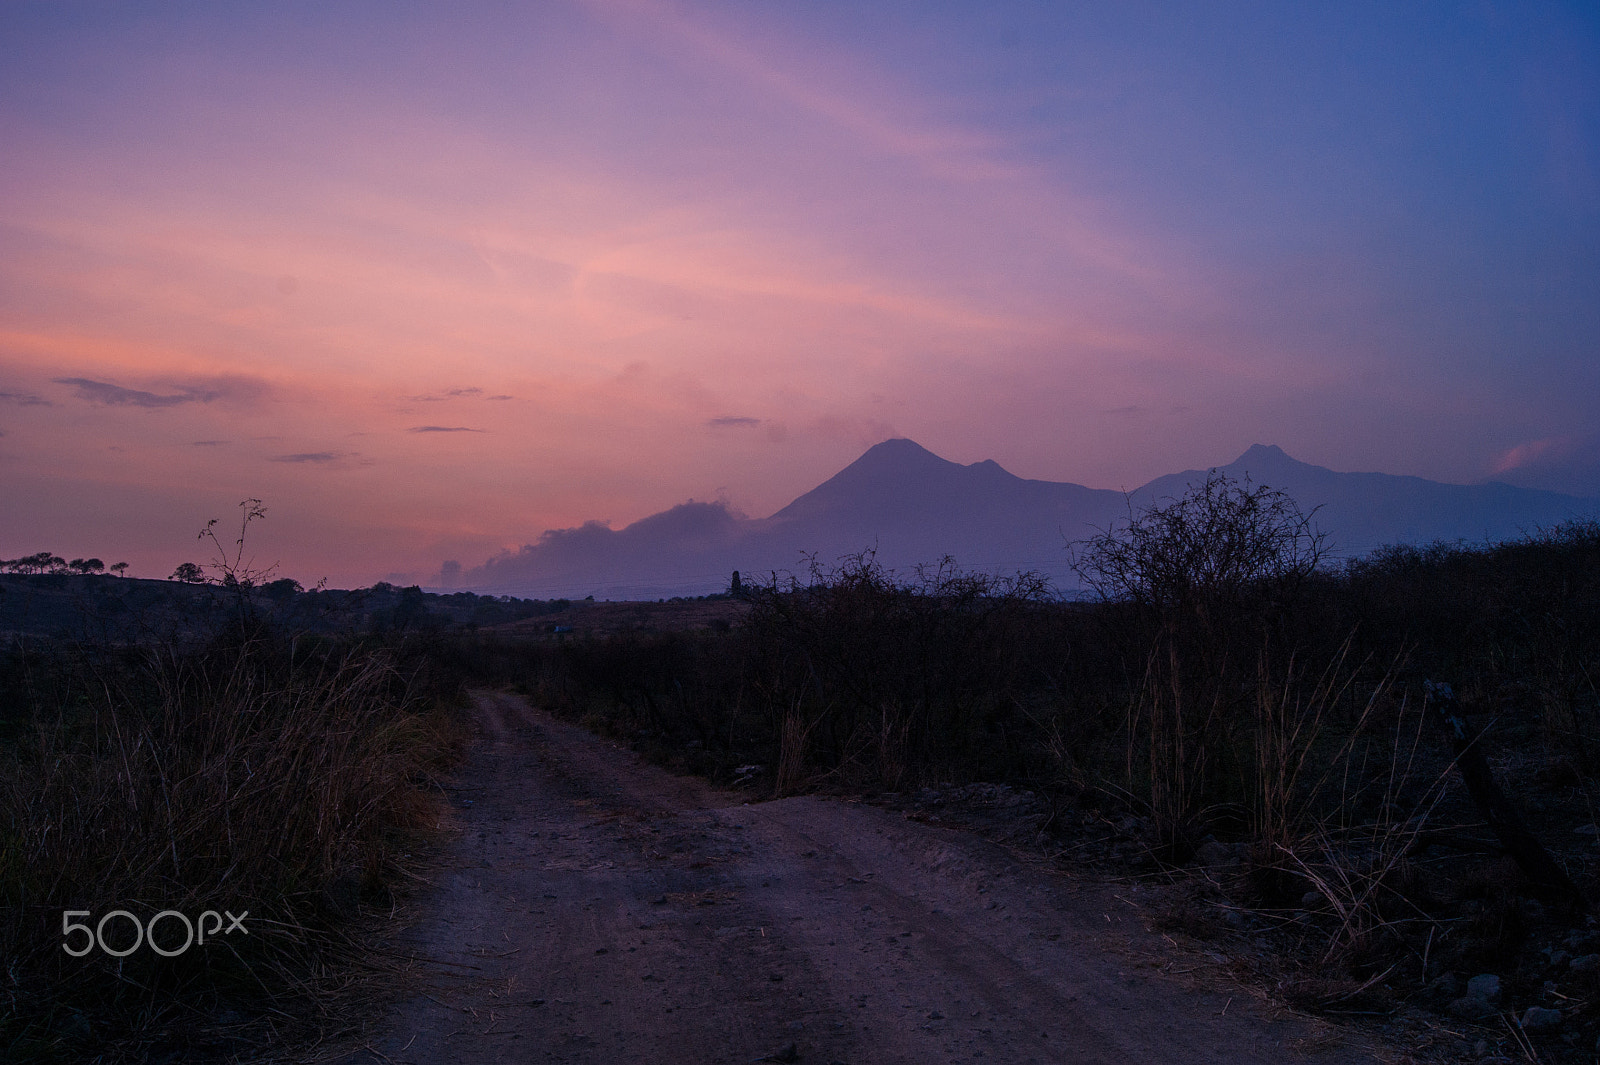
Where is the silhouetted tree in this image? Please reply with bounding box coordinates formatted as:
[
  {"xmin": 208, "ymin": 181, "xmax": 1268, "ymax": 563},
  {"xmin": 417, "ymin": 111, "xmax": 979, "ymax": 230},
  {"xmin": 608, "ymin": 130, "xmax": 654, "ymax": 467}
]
[
  {"xmin": 264, "ymin": 577, "xmax": 302, "ymax": 602},
  {"xmin": 110, "ymin": 562, "xmax": 129, "ymax": 576},
  {"xmin": 171, "ymin": 562, "xmax": 205, "ymax": 583},
  {"xmin": 392, "ymin": 585, "xmax": 431, "ymax": 630}
]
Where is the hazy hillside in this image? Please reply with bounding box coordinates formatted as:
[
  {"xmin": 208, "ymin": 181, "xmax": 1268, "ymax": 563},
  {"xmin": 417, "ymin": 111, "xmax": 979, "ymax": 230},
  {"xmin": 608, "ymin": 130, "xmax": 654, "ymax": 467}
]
[{"xmin": 462, "ymin": 440, "xmax": 1600, "ymax": 599}]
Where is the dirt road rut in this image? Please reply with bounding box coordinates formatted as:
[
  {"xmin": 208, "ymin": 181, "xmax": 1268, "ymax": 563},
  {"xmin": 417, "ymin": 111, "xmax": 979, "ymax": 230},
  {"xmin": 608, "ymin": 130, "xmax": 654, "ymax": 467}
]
[{"xmin": 346, "ymin": 691, "xmax": 1377, "ymax": 1064}]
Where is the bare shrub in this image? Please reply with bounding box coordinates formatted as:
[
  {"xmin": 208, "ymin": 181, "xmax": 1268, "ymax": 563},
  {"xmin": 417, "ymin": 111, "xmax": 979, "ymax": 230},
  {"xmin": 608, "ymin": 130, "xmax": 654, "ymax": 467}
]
[
  {"xmin": 1072, "ymin": 472, "xmax": 1330, "ymax": 855},
  {"xmin": 1073, "ymin": 470, "xmax": 1327, "ymax": 629}
]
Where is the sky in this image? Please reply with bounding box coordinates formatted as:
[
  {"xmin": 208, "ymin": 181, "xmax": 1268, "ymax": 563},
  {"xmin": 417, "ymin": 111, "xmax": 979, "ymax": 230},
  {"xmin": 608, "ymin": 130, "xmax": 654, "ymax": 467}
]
[{"xmin": 2, "ymin": 0, "xmax": 1597, "ymax": 588}]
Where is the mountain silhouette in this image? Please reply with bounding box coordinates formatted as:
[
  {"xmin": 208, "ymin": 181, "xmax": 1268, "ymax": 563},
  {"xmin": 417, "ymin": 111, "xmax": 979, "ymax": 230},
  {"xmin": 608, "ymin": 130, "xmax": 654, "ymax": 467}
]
[
  {"xmin": 757, "ymin": 439, "xmax": 1124, "ymax": 573},
  {"xmin": 462, "ymin": 440, "xmax": 1600, "ymax": 598},
  {"xmin": 1136, "ymin": 443, "xmax": 1593, "ymax": 557}
]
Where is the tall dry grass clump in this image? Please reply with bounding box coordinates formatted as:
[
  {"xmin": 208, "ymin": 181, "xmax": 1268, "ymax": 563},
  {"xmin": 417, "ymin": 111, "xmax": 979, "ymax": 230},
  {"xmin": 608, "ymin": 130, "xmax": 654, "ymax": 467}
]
[
  {"xmin": 0, "ymin": 631, "xmax": 462, "ymax": 1061},
  {"xmin": 1258, "ymin": 677, "xmax": 1455, "ymax": 968}
]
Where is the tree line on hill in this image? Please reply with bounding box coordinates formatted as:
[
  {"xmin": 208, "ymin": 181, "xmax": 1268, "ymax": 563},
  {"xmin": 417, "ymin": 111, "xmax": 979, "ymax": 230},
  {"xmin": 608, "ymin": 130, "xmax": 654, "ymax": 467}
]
[{"xmin": 1, "ymin": 552, "xmax": 128, "ymax": 576}]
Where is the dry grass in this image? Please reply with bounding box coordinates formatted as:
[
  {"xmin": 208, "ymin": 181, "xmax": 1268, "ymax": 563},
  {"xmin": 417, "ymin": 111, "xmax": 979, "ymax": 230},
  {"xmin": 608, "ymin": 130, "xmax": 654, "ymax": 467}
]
[{"xmin": 0, "ymin": 631, "xmax": 465, "ymax": 1062}]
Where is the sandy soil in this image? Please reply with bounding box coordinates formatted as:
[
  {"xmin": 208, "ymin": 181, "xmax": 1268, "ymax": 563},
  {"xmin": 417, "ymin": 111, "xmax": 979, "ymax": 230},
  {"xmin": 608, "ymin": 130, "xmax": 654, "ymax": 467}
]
[{"xmin": 338, "ymin": 691, "xmax": 1382, "ymax": 1065}]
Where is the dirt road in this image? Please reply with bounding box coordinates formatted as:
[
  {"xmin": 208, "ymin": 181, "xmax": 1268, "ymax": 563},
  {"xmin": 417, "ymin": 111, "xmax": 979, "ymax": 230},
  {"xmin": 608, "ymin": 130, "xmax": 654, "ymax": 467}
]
[{"xmin": 344, "ymin": 691, "xmax": 1378, "ymax": 1064}]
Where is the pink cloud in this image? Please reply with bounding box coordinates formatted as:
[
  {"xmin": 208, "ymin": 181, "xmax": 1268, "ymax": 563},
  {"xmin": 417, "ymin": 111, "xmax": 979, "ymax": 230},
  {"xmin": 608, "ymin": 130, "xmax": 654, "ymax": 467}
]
[{"xmin": 1490, "ymin": 436, "xmax": 1579, "ymax": 477}]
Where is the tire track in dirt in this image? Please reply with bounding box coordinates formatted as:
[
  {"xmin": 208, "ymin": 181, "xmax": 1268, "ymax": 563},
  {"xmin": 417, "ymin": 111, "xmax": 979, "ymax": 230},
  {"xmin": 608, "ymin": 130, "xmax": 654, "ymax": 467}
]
[{"xmin": 341, "ymin": 691, "xmax": 1379, "ymax": 1064}]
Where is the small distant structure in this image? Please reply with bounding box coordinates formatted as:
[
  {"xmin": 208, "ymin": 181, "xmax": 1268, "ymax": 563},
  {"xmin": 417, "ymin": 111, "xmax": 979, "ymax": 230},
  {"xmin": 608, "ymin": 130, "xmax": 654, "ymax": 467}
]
[{"xmin": 730, "ymin": 570, "xmax": 743, "ymax": 597}]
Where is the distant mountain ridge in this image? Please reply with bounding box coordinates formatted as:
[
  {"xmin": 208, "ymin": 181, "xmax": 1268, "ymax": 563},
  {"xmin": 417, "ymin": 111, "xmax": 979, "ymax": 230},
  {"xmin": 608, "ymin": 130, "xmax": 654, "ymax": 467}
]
[
  {"xmin": 760, "ymin": 438, "xmax": 1126, "ymax": 573},
  {"xmin": 1138, "ymin": 444, "xmax": 1595, "ymax": 557},
  {"xmin": 462, "ymin": 440, "xmax": 1599, "ymax": 598}
]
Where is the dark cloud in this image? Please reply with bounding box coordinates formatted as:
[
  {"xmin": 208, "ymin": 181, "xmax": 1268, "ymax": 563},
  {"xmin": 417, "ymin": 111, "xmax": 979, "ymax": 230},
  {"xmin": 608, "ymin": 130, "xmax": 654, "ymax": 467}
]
[
  {"xmin": 266, "ymin": 450, "xmax": 374, "ymax": 469},
  {"xmin": 0, "ymin": 390, "xmax": 51, "ymax": 406},
  {"xmin": 191, "ymin": 439, "xmax": 229, "ymax": 447},
  {"xmin": 57, "ymin": 378, "xmax": 196, "ymax": 407},
  {"xmin": 408, "ymin": 425, "xmax": 484, "ymax": 433},
  {"xmin": 54, "ymin": 376, "xmax": 266, "ymax": 408},
  {"xmin": 271, "ymin": 451, "xmax": 344, "ymax": 464},
  {"xmin": 412, "ymin": 387, "xmax": 497, "ymax": 402},
  {"xmin": 487, "ymin": 394, "xmax": 514, "ymax": 400},
  {"xmin": 708, "ymin": 416, "xmax": 761, "ymax": 428}
]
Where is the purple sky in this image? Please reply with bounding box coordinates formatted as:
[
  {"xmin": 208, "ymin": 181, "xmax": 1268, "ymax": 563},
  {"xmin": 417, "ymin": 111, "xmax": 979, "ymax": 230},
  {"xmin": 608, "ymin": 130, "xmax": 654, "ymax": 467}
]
[{"xmin": 2, "ymin": 1, "xmax": 1597, "ymax": 586}]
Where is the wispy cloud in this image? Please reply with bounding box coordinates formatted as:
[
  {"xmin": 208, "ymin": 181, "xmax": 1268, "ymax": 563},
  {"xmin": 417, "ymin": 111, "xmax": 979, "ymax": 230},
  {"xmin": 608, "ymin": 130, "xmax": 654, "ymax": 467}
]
[
  {"xmin": 1102, "ymin": 404, "xmax": 1189, "ymax": 418},
  {"xmin": 707, "ymin": 416, "xmax": 760, "ymax": 428},
  {"xmin": 1491, "ymin": 437, "xmax": 1562, "ymax": 475},
  {"xmin": 0, "ymin": 390, "xmax": 51, "ymax": 406},
  {"xmin": 1484, "ymin": 433, "xmax": 1600, "ymax": 495},
  {"xmin": 412, "ymin": 387, "xmax": 503, "ymax": 402},
  {"xmin": 190, "ymin": 439, "xmax": 229, "ymax": 446},
  {"xmin": 587, "ymin": 0, "xmax": 1020, "ymax": 184},
  {"xmin": 408, "ymin": 425, "xmax": 484, "ymax": 433}
]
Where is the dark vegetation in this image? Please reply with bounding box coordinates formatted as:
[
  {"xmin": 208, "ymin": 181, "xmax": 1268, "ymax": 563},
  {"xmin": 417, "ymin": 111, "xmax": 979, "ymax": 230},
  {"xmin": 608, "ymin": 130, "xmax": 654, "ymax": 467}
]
[
  {"xmin": 0, "ymin": 499, "xmax": 736, "ymax": 1063},
  {"xmin": 0, "ymin": 511, "xmax": 480, "ymax": 1062},
  {"xmin": 0, "ymin": 570, "xmax": 581, "ymax": 645},
  {"xmin": 6, "ymin": 483, "xmax": 1600, "ymax": 1061},
  {"xmin": 1, "ymin": 631, "xmax": 466, "ymax": 1062}
]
